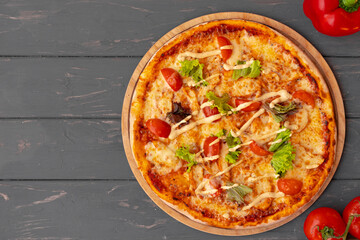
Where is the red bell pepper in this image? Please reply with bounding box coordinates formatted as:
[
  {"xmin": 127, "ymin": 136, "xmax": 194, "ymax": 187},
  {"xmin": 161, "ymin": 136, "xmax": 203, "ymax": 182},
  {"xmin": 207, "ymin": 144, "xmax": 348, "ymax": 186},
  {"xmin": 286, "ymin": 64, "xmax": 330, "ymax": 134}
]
[{"xmin": 303, "ymin": 0, "xmax": 360, "ymax": 36}]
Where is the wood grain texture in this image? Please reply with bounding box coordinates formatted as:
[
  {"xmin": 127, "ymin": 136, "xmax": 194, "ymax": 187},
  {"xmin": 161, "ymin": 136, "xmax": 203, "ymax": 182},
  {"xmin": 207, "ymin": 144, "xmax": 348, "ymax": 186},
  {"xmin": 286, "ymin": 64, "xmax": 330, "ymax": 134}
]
[
  {"xmin": 0, "ymin": 0, "xmax": 358, "ymax": 57},
  {"xmin": 0, "ymin": 57, "xmax": 357, "ymax": 118},
  {"xmin": 0, "ymin": 118, "xmax": 357, "ymax": 180},
  {"xmin": 122, "ymin": 13, "xmax": 345, "ymax": 236},
  {"xmin": 0, "ymin": 119, "xmax": 127, "ymax": 179},
  {"xmin": 0, "ymin": 180, "xmax": 358, "ymax": 240}
]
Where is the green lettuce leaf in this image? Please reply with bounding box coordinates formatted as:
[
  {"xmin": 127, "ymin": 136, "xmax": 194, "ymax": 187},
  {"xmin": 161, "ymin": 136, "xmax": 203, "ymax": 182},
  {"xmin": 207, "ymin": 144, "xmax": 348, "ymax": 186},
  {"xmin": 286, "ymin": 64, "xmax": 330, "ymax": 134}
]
[
  {"xmin": 225, "ymin": 150, "xmax": 241, "ymax": 164},
  {"xmin": 226, "ymin": 183, "xmax": 252, "ymax": 204},
  {"xmin": 268, "ymin": 127, "xmax": 292, "ymax": 152},
  {"xmin": 270, "ymin": 142, "xmax": 296, "ymax": 177},
  {"xmin": 225, "ymin": 131, "xmax": 241, "ymax": 148},
  {"xmin": 205, "ymin": 91, "xmax": 233, "ymax": 115},
  {"xmin": 175, "ymin": 146, "xmax": 197, "ymax": 172},
  {"xmin": 179, "ymin": 59, "xmax": 208, "ymax": 86},
  {"xmin": 232, "ymin": 60, "xmax": 261, "ymax": 80}
]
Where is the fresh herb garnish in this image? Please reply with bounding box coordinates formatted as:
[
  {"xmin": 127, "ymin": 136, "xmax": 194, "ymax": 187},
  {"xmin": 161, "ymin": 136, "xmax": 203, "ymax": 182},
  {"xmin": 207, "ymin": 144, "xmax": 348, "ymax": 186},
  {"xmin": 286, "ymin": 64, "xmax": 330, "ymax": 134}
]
[
  {"xmin": 205, "ymin": 91, "xmax": 233, "ymax": 115},
  {"xmin": 270, "ymin": 142, "xmax": 296, "ymax": 177},
  {"xmin": 179, "ymin": 59, "xmax": 208, "ymax": 86},
  {"xmin": 268, "ymin": 127, "xmax": 292, "ymax": 152},
  {"xmin": 175, "ymin": 146, "xmax": 197, "ymax": 172},
  {"xmin": 226, "ymin": 131, "xmax": 241, "ymax": 148},
  {"xmin": 225, "ymin": 150, "xmax": 241, "ymax": 164},
  {"xmin": 232, "ymin": 60, "xmax": 262, "ymax": 80},
  {"xmin": 226, "ymin": 183, "xmax": 252, "ymax": 204},
  {"xmin": 263, "ymin": 102, "xmax": 298, "ymax": 123},
  {"xmin": 215, "ymin": 129, "xmax": 227, "ymax": 138}
]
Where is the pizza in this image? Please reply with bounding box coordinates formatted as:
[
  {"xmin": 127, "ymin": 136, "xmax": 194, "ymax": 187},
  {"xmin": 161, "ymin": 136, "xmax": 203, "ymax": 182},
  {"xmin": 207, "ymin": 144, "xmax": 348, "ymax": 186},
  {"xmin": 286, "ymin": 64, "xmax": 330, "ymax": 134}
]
[{"xmin": 129, "ymin": 19, "xmax": 335, "ymax": 228}]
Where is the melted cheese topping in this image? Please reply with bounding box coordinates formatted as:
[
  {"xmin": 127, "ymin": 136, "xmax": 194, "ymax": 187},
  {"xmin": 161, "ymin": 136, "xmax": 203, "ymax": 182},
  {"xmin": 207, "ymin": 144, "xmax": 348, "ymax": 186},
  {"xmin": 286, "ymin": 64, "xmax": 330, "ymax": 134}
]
[
  {"xmin": 169, "ymin": 114, "xmax": 222, "ymax": 140},
  {"xmin": 236, "ymin": 109, "xmax": 265, "ymax": 136},
  {"xmin": 223, "ymin": 59, "xmax": 254, "ymax": 71},
  {"xmin": 242, "ymin": 192, "xmax": 285, "ymax": 211},
  {"xmin": 177, "ymin": 50, "xmax": 221, "ymax": 61}
]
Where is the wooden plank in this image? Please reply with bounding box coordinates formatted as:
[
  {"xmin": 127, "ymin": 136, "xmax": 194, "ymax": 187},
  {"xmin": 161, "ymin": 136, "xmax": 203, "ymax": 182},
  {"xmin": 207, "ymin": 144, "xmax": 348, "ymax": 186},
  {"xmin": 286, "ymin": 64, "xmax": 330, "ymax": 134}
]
[
  {"xmin": 0, "ymin": 57, "xmax": 358, "ymax": 118},
  {"xmin": 0, "ymin": 119, "xmax": 129, "ymax": 179},
  {"xmin": 0, "ymin": 0, "xmax": 359, "ymax": 57},
  {"xmin": 0, "ymin": 180, "xmax": 358, "ymax": 239},
  {"xmin": 0, "ymin": 118, "xmax": 356, "ymax": 180},
  {"xmin": 0, "ymin": 57, "xmax": 138, "ymax": 118}
]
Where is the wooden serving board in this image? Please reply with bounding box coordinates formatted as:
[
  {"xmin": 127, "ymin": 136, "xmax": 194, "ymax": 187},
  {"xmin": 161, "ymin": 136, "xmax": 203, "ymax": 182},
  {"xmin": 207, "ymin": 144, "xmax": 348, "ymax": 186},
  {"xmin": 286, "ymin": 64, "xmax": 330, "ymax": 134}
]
[{"xmin": 121, "ymin": 12, "xmax": 345, "ymax": 236}]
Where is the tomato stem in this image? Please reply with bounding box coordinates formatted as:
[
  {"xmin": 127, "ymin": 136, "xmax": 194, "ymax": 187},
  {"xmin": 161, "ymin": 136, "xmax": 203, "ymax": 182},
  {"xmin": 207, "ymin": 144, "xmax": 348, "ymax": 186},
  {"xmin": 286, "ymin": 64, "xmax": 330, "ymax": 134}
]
[{"xmin": 340, "ymin": 214, "xmax": 360, "ymax": 240}]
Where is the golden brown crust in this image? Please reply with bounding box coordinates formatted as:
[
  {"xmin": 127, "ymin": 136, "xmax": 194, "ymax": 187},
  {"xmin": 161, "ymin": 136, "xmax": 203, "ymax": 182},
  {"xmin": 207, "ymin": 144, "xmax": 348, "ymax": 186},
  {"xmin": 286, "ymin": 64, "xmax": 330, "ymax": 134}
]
[{"xmin": 130, "ymin": 20, "xmax": 335, "ymax": 228}]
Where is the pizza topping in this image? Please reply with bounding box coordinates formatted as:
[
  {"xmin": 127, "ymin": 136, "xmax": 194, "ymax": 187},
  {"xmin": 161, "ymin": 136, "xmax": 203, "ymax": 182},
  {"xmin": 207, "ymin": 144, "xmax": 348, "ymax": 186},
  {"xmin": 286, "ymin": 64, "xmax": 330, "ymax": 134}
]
[
  {"xmin": 242, "ymin": 192, "xmax": 285, "ymax": 211},
  {"xmin": 249, "ymin": 141, "xmax": 271, "ymax": 156},
  {"xmin": 217, "ymin": 36, "xmax": 233, "ymax": 61},
  {"xmin": 205, "ymin": 91, "xmax": 234, "ymax": 115},
  {"xmin": 256, "ymin": 90, "xmax": 292, "ymax": 107},
  {"xmin": 224, "ymin": 59, "xmax": 254, "ymax": 71},
  {"xmin": 247, "ymin": 173, "xmax": 280, "ymax": 183},
  {"xmin": 268, "ymin": 127, "xmax": 292, "ymax": 152},
  {"xmin": 235, "ymin": 99, "xmax": 262, "ymax": 112},
  {"xmin": 277, "ymin": 179, "xmax": 303, "ymax": 195},
  {"xmin": 231, "ymin": 60, "xmax": 262, "ymax": 79},
  {"xmin": 203, "ymin": 136, "xmax": 221, "ymax": 161},
  {"xmin": 175, "ymin": 146, "xmax": 197, "ymax": 172},
  {"xmin": 226, "ymin": 183, "xmax": 252, "ymax": 204},
  {"xmin": 271, "ymin": 142, "xmax": 296, "ymax": 177},
  {"xmin": 166, "ymin": 102, "xmax": 191, "ymax": 125},
  {"xmin": 187, "ymin": 73, "xmax": 220, "ymax": 87},
  {"xmin": 160, "ymin": 68, "xmax": 183, "ymax": 91},
  {"xmin": 263, "ymin": 102, "xmax": 298, "ymax": 123},
  {"xmin": 177, "ymin": 50, "xmax": 221, "ymax": 62},
  {"xmin": 225, "ymin": 150, "xmax": 241, "ymax": 164},
  {"xmin": 293, "ymin": 90, "xmax": 315, "ymax": 108},
  {"xmin": 179, "ymin": 59, "xmax": 208, "ymax": 86},
  {"xmin": 236, "ymin": 108, "xmax": 265, "ymax": 136},
  {"xmin": 146, "ymin": 118, "xmax": 172, "ymax": 138}
]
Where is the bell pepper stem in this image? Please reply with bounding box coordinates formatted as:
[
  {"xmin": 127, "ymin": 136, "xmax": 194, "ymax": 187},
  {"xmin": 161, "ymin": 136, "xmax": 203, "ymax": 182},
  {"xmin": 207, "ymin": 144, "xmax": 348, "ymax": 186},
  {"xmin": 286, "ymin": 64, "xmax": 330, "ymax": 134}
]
[{"xmin": 342, "ymin": 0, "xmax": 358, "ymax": 7}]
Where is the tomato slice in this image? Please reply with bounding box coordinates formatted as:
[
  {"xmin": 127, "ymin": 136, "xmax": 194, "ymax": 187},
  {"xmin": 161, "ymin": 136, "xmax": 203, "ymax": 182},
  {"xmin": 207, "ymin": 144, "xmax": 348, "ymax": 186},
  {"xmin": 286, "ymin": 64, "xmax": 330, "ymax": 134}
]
[
  {"xmin": 203, "ymin": 136, "xmax": 220, "ymax": 161},
  {"xmin": 277, "ymin": 179, "xmax": 303, "ymax": 195},
  {"xmin": 293, "ymin": 90, "xmax": 315, "ymax": 107},
  {"xmin": 145, "ymin": 118, "xmax": 171, "ymax": 138},
  {"xmin": 304, "ymin": 207, "xmax": 346, "ymax": 240},
  {"xmin": 202, "ymin": 100, "xmax": 220, "ymax": 122},
  {"xmin": 249, "ymin": 141, "xmax": 270, "ymax": 156},
  {"xmin": 217, "ymin": 36, "xmax": 232, "ymax": 61},
  {"xmin": 235, "ymin": 99, "xmax": 262, "ymax": 112},
  {"xmin": 342, "ymin": 196, "xmax": 360, "ymax": 239},
  {"xmin": 161, "ymin": 68, "xmax": 183, "ymax": 91}
]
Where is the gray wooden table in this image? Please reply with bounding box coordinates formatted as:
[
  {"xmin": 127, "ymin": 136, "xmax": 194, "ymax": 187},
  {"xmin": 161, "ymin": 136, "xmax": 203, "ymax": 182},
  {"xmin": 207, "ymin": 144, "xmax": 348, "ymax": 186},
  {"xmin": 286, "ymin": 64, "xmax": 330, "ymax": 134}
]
[{"xmin": 0, "ymin": 0, "xmax": 359, "ymax": 239}]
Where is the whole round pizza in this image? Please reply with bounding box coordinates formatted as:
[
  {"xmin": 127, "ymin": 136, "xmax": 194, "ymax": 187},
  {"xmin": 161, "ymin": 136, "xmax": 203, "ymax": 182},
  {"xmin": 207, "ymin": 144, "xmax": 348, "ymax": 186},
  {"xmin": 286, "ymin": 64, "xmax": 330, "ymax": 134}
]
[{"xmin": 129, "ymin": 19, "xmax": 336, "ymax": 228}]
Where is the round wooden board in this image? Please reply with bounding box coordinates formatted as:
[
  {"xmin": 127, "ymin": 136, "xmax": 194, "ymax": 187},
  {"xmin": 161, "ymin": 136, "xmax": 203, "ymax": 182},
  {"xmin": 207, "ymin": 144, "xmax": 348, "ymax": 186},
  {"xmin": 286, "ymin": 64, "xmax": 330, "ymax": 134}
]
[{"xmin": 121, "ymin": 12, "xmax": 346, "ymax": 236}]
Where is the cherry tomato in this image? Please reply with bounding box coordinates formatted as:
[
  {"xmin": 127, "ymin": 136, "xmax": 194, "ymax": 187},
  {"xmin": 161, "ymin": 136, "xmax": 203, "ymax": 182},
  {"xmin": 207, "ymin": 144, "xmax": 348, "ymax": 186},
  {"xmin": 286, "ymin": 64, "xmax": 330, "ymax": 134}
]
[
  {"xmin": 304, "ymin": 207, "xmax": 346, "ymax": 240},
  {"xmin": 293, "ymin": 90, "xmax": 315, "ymax": 108},
  {"xmin": 249, "ymin": 141, "xmax": 270, "ymax": 156},
  {"xmin": 203, "ymin": 136, "xmax": 220, "ymax": 161},
  {"xmin": 217, "ymin": 36, "xmax": 233, "ymax": 61},
  {"xmin": 343, "ymin": 196, "xmax": 360, "ymax": 239},
  {"xmin": 145, "ymin": 118, "xmax": 171, "ymax": 138},
  {"xmin": 277, "ymin": 179, "xmax": 303, "ymax": 195},
  {"xmin": 202, "ymin": 100, "xmax": 220, "ymax": 122},
  {"xmin": 235, "ymin": 99, "xmax": 262, "ymax": 112},
  {"xmin": 161, "ymin": 68, "xmax": 183, "ymax": 91}
]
